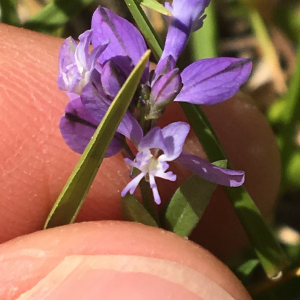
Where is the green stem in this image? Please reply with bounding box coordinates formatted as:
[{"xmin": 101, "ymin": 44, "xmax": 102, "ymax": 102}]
[
  {"xmin": 279, "ymin": 42, "xmax": 300, "ymax": 187},
  {"xmin": 190, "ymin": 0, "xmax": 218, "ymax": 60}
]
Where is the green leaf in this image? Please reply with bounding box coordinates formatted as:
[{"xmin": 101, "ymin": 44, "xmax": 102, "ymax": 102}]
[
  {"xmin": 44, "ymin": 50, "xmax": 151, "ymax": 229},
  {"xmin": 124, "ymin": 0, "xmax": 163, "ymax": 60},
  {"xmin": 225, "ymin": 186, "xmax": 287, "ymax": 279},
  {"xmin": 0, "ymin": 0, "xmax": 20, "ymax": 26},
  {"xmin": 23, "ymin": 0, "xmax": 95, "ymax": 34},
  {"xmin": 236, "ymin": 259, "xmax": 260, "ymax": 282},
  {"xmin": 121, "ymin": 194, "xmax": 158, "ymax": 227},
  {"xmin": 137, "ymin": 0, "xmax": 172, "ymax": 16},
  {"xmin": 277, "ymin": 41, "xmax": 300, "ymax": 189},
  {"xmin": 163, "ymin": 160, "xmax": 227, "ymax": 237}
]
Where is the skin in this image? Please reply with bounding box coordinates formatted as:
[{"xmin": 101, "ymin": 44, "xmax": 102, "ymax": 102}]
[
  {"xmin": 0, "ymin": 23, "xmax": 280, "ymax": 298},
  {"xmin": 0, "ymin": 222, "xmax": 252, "ymax": 300}
]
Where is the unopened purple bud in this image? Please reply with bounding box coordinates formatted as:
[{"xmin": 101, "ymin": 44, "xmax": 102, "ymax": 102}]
[
  {"xmin": 147, "ymin": 69, "xmax": 182, "ymax": 119},
  {"xmin": 153, "ymin": 55, "xmax": 176, "ymax": 83}
]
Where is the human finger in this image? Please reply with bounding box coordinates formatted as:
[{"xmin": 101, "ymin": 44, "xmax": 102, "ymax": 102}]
[{"xmin": 0, "ymin": 221, "xmax": 252, "ymax": 300}]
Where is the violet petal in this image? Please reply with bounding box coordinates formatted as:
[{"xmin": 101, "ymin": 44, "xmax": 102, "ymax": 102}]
[
  {"xmin": 161, "ymin": 122, "xmax": 190, "ymax": 161},
  {"xmin": 58, "ymin": 37, "xmax": 76, "ymax": 72},
  {"xmin": 81, "ymin": 83, "xmax": 111, "ymax": 123},
  {"xmin": 121, "ymin": 172, "xmax": 145, "ymax": 197},
  {"xmin": 101, "ymin": 60, "xmax": 126, "ymax": 99},
  {"xmin": 150, "ymin": 68, "xmax": 182, "ymax": 107},
  {"xmin": 81, "ymin": 83, "xmax": 143, "ymax": 146},
  {"xmin": 138, "ymin": 127, "xmax": 168, "ymax": 154},
  {"xmin": 175, "ymin": 57, "xmax": 252, "ymax": 105},
  {"xmin": 175, "ymin": 152, "xmax": 245, "ymax": 187},
  {"xmin": 57, "ymin": 37, "xmax": 80, "ymax": 92},
  {"xmin": 149, "ymin": 175, "xmax": 161, "ymax": 205},
  {"xmin": 75, "ymin": 30, "xmax": 92, "ymax": 71},
  {"xmin": 117, "ymin": 112, "xmax": 143, "ymax": 146},
  {"xmin": 89, "ymin": 40, "xmax": 110, "ymax": 71},
  {"xmin": 59, "ymin": 97, "xmax": 123, "ymax": 156},
  {"xmin": 91, "ymin": 6, "xmax": 149, "ymax": 81}
]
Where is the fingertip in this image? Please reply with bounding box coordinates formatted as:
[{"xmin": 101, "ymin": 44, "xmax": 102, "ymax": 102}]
[
  {"xmin": 17, "ymin": 255, "xmax": 234, "ymax": 300},
  {"xmin": 0, "ymin": 221, "xmax": 251, "ymax": 300}
]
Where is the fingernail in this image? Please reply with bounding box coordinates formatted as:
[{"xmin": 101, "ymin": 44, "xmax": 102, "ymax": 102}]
[{"xmin": 17, "ymin": 255, "xmax": 235, "ymax": 300}]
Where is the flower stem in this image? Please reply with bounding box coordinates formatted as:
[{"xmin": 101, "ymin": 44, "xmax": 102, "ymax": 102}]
[{"xmin": 278, "ymin": 43, "xmax": 300, "ymax": 188}]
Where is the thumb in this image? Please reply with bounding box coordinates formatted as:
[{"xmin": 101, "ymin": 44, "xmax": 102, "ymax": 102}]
[{"xmin": 0, "ymin": 221, "xmax": 252, "ymax": 300}]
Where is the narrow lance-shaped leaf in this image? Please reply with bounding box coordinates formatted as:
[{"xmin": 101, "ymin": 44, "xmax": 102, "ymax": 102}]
[
  {"xmin": 125, "ymin": 1, "xmax": 287, "ymax": 279},
  {"xmin": 44, "ymin": 50, "xmax": 151, "ymax": 229},
  {"xmin": 137, "ymin": 0, "xmax": 172, "ymax": 16},
  {"xmin": 163, "ymin": 160, "xmax": 226, "ymax": 237},
  {"xmin": 121, "ymin": 194, "xmax": 158, "ymax": 227}
]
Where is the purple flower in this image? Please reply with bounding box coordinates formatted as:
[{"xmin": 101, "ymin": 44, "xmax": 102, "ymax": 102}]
[
  {"xmin": 59, "ymin": 97, "xmax": 244, "ymax": 205},
  {"xmin": 58, "ymin": 30, "xmax": 108, "ymax": 95},
  {"xmin": 59, "ymin": 4, "xmax": 252, "ymax": 162},
  {"xmin": 58, "ymin": 7, "xmax": 150, "ymax": 155},
  {"xmin": 121, "ymin": 121, "xmax": 245, "ymax": 204}
]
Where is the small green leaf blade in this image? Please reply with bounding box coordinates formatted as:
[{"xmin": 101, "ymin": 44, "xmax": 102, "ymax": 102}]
[
  {"xmin": 44, "ymin": 50, "xmax": 151, "ymax": 229},
  {"xmin": 137, "ymin": 0, "xmax": 172, "ymax": 16},
  {"xmin": 122, "ymin": 194, "xmax": 158, "ymax": 227},
  {"xmin": 236, "ymin": 259, "xmax": 260, "ymax": 283},
  {"xmin": 23, "ymin": 0, "xmax": 95, "ymax": 34},
  {"xmin": 163, "ymin": 160, "xmax": 227, "ymax": 237}
]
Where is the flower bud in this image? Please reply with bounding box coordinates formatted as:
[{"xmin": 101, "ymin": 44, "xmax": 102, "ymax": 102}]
[{"xmin": 147, "ymin": 69, "xmax": 182, "ymax": 120}]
